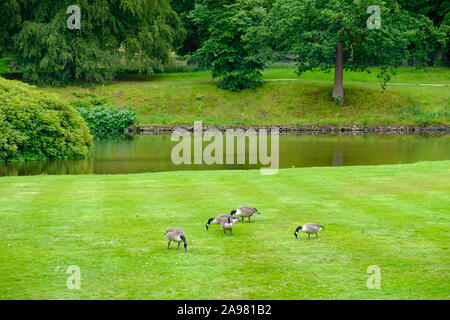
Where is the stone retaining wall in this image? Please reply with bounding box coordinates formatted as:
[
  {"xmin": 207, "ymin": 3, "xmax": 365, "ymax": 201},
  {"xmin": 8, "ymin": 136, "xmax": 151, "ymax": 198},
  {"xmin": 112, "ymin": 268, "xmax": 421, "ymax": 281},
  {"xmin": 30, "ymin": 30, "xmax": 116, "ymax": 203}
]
[{"xmin": 128, "ymin": 124, "xmax": 450, "ymax": 134}]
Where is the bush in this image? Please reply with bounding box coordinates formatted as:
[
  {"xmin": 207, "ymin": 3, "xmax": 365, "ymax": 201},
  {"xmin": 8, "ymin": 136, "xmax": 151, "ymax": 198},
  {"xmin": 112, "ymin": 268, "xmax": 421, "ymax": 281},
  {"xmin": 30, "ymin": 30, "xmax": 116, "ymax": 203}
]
[
  {"xmin": 0, "ymin": 78, "xmax": 92, "ymax": 162},
  {"xmin": 77, "ymin": 106, "xmax": 136, "ymax": 136}
]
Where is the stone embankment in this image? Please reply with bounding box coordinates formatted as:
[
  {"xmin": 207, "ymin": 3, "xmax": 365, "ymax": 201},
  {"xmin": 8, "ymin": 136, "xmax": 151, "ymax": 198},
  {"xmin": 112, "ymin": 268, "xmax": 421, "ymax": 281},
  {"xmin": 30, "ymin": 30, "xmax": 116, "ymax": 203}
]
[{"xmin": 128, "ymin": 124, "xmax": 450, "ymax": 135}]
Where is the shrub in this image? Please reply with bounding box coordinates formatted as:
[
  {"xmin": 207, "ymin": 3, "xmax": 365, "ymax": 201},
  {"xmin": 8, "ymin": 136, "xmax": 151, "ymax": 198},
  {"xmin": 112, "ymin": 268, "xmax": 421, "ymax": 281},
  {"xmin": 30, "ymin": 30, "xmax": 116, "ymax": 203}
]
[
  {"xmin": 0, "ymin": 78, "xmax": 92, "ymax": 162},
  {"xmin": 77, "ymin": 106, "xmax": 136, "ymax": 136},
  {"xmin": 69, "ymin": 95, "xmax": 110, "ymax": 108}
]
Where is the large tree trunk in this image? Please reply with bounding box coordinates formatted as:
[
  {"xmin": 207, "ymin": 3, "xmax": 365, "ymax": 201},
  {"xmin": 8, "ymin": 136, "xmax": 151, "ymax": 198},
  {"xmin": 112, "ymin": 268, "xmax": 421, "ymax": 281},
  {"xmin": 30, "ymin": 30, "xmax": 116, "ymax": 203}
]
[{"xmin": 332, "ymin": 41, "xmax": 344, "ymax": 104}]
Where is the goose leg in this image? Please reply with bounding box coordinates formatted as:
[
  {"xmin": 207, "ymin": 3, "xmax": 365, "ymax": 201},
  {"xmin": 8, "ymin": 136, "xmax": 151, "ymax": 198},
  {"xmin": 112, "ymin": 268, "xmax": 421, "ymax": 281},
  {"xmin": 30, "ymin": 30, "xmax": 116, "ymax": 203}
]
[
  {"xmin": 316, "ymin": 233, "xmax": 319, "ymax": 239},
  {"xmin": 223, "ymin": 229, "xmax": 226, "ymax": 235},
  {"xmin": 230, "ymin": 229, "xmax": 232, "ymax": 235},
  {"xmin": 168, "ymin": 240, "xmax": 171, "ymax": 249},
  {"xmin": 178, "ymin": 242, "xmax": 181, "ymax": 249},
  {"xmin": 308, "ymin": 234, "xmax": 310, "ymax": 239},
  {"xmin": 241, "ymin": 217, "xmax": 244, "ymax": 222},
  {"xmin": 248, "ymin": 217, "xmax": 251, "ymax": 223}
]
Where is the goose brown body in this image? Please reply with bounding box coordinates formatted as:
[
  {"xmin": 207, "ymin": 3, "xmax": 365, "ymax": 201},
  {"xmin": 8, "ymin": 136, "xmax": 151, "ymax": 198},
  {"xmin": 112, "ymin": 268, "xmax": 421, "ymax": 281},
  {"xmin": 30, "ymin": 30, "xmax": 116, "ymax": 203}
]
[
  {"xmin": 294, "ymin": 223, "xmax": 324, "ymax": 239},
  {"xmin": 231, "ymin": 206, "xmax": 260, "ymax": 222},
  {"xmin": 165, "ymin": 228, "xmax": 187, "ymax": 250},
  {"xmin": 206, "ymin": 214, "xmax": 239, "ymax": 230},
  {"xmin": 221, "ymin": 216, "xmax": 238, "ymax": 235}
]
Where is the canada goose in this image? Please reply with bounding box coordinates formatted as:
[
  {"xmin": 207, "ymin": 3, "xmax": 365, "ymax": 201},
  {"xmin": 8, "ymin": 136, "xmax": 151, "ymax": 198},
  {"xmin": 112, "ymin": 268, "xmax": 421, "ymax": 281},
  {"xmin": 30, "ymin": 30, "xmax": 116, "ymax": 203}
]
[
  {"xmin": 165, "ymin": 228, "xmax": 187, "ymax": 250},
  {"xmin": 221, "ymin": 216, "xmax": 238, "ymax": 235},
  {"xmin": 294, "ymin": 223, "xmax": 324, "ymax": 239},
  {"xmin": 206, "ymin": 214, "xmax": 239, "ymax": 230},
  {"xmin": 230, "ymin": 206, "xmax": 260, "ymax": 222}
]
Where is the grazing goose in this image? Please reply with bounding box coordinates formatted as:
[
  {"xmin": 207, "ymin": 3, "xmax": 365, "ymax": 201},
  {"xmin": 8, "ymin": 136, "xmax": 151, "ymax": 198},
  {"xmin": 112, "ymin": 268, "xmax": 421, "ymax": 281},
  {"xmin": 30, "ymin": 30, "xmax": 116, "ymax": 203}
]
[
  {"xmin": 294, "ymin": 223, "xmax": 324, "ymax": 239},
  {"xmin": 165, "ymin": 228, "xmax": 187, "ymax": 250},
  {"xmin": 230, "ymin": 206, "xmax": 260, "ymax": 222},
  {"xmin": 221, "ymin": 216, "xmax": 238, "ymax": 235},
  {"xmin": 206, "ymin": 214, "xmax": 239, "ymax": 230}
]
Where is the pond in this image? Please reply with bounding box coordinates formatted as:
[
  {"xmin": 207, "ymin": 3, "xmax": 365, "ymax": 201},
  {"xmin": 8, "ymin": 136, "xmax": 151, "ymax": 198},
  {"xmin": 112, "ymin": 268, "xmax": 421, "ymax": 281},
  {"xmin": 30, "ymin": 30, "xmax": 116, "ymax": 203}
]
[{"xmin": 1, "ymin": 134, "xmax": 449, "ymax": 176}]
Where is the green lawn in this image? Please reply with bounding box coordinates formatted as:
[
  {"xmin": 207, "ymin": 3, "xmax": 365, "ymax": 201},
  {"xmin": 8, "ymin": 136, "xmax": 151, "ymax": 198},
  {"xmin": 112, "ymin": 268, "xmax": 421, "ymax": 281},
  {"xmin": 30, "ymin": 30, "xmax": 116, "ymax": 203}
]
[
  {"xmin": 42, "ymin": 67, "xmax": 450, "ymax": 126},
  {"xmin": 0, "ymin": 161, "xmax": 449, "ymax": 299}
]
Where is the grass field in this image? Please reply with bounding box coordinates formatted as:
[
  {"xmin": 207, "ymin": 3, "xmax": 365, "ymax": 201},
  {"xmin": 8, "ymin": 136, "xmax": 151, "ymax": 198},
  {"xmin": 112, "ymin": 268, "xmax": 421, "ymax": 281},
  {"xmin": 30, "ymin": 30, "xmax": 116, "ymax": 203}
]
[
  {"xmin": 42, "ymin": 67, "xmax": 450, "ymax": 126},
  {"xmin": 0, "ymin": 161, "xmax": 449, "ymax": 299}
]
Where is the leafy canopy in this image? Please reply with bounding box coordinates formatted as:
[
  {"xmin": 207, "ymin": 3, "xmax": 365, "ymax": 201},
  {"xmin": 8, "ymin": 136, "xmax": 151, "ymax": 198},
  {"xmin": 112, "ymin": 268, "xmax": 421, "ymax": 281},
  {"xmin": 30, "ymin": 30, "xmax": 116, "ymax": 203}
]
[
  {"xmin": 265, "ymin": 0, "xmax": 445, "ymax": 88},
  {"xmin": 192, "ymin": 0, "xmax": 268, "ymax": 92},
  {"xmin": 0, "ymin": 46, "xmax": 9, "ymax": 76},
  {"xmin": 0, "ymin": 0, "xmax": 184, "ymax": 85},
  {"xmin": 169, "ymin": 0, "xmax": 201, "ymax": 55},
  {"xmin": 397, "ymin": 0, "xmax": 449, "ymax": 26}
]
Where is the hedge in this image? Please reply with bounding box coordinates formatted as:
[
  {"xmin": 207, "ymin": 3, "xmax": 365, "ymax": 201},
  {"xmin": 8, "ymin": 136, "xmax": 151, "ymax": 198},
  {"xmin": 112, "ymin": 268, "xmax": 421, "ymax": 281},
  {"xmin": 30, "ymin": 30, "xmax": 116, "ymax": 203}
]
[{"xmin": 0, "ymin": 78, "xmax": 92, "ymax": 161}]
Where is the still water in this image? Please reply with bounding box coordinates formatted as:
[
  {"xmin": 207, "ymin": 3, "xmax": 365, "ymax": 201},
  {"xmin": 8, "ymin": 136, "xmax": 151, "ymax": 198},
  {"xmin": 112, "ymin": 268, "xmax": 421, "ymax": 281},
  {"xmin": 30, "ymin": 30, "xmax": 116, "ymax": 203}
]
[{"xmin": 1, "ymin": 134, "xmax": 449, "ymax": 176}]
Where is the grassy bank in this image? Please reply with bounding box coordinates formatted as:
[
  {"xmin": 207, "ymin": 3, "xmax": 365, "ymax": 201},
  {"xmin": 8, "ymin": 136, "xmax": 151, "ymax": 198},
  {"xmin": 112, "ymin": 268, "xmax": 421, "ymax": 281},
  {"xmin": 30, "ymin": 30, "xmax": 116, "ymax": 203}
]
[
  {"xmin": 0, "ymin": 161, "xmax": 449, "ymax": 299},
  {"xmin": 42, "ymin": 67, "xmax": 450, "ymax": 127}
]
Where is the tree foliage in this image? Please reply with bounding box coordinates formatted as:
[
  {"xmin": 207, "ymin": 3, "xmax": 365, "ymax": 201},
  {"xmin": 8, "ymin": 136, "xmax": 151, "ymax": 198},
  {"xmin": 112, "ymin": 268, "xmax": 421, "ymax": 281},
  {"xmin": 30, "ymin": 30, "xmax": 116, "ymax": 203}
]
[
  {"xmin": 0, "ymin": 78, "xmax": 92, "ymax": 161},
  {"xmin": 397, "ymin": 0, "xmax": 449, "ymax": 26},
  {"xmin": 169, "ymin": 0, "xmax": 200, "ymax": 55},
  {"xmin": 0, "ymin": 59, "xmax": 8, "ymax": 76},
  {"xmin": 0, "ymin": 46, "xmax": 9, "ymax": 76},
  {"xmin": 192, "ymin": 0, "xmax": 268, "ymax": 92},
  {"xmin": 441, "ymin": 12, "xmax": 450, "ymax": 64},
  {"xmin": 265, "ymin": 0, "xmax": 445, "ymax": 102},
  {"xmin": 0, "ymin": 0, "xmax": 184, "ymax": 85}
]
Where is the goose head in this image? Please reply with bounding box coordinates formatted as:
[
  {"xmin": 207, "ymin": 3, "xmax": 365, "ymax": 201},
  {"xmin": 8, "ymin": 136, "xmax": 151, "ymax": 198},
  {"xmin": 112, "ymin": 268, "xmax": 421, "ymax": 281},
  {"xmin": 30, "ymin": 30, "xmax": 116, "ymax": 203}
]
[
  {"xmin": 180, "ymin": 235, "xmax": 187, "ymax": 251},
  {"xmin": 205, "ymin": 218, "xmax": 214, "ymax": 230},
  {"xmin": 294, "ymin": 226, "xmax": 302, "ymax": 238},
  {"xmin": 230, "ymin": 210, "xmax": 237, "ymax": 215}
]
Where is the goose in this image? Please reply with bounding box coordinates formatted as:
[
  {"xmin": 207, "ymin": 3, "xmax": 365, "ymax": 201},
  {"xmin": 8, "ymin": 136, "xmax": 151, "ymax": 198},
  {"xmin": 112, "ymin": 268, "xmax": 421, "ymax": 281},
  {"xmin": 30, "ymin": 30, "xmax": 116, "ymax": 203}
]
[
  {"xmin": 221, "ymin": 216, "xmax": 238, "ymax": 235},
  {"xmin": 294, "ymin": 223, "xmax": 324, "ymax": 239},
  {"xmin": 165, "ymin": 228, "xmax": 187, "ymax": 250},
  {"xmin": 230, "ymin": 206, "xmax": 260, "ymax": 222},
  {"xmin": 206, "ymin": 214, "xmax": 239, "ymax": 230}
]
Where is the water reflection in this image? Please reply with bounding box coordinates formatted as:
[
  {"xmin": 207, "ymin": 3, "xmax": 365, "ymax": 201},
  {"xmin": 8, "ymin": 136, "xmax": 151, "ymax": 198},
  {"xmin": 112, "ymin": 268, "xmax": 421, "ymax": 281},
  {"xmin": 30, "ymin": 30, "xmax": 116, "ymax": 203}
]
[{"xmin": 1, "ymin": 134, "xmax": 449, "ymax": 176}]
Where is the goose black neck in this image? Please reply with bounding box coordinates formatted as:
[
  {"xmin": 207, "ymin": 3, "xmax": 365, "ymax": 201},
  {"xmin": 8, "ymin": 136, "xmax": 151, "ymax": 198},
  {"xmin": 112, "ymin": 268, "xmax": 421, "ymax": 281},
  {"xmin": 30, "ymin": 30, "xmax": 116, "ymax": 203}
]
[
  {"xmin": 180, "ymin": 235, "xmax": 187, "ymax": 250},
  {"xmin": 206, "ymin": 218, "xmax": 214, "ymax": 230}
]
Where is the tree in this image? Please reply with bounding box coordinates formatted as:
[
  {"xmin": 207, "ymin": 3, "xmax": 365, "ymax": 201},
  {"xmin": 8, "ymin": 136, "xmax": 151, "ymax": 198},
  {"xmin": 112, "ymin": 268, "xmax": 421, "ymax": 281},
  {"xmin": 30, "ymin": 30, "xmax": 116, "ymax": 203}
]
[
  {"xmin": 169, "ymin": 0, "xmax": 201, "ymax": 55},
  {"xmin": 0, "ymin": 0, "xmax": 184, "ymax": 85},
  {"xmin": 397, "ymin": 0, "xmax": 449, "ymax": 26},
  {"xmin": 266, "ymin": 0, "xmax": 445, "ymax": 103},
  {"xmin": 0, "ymin": 46, "xmax": 9, "ymax": 76},
  {"xmin": 192, "ymin": 0, "xmax": 268, "ymax": 92},
  {"xmin": 0, "ymin": 58, "xmax": 9, "ymax": 76},
  {"xmin": 441, "ymin": 12, "xmax": 450, "ymax": 65}
]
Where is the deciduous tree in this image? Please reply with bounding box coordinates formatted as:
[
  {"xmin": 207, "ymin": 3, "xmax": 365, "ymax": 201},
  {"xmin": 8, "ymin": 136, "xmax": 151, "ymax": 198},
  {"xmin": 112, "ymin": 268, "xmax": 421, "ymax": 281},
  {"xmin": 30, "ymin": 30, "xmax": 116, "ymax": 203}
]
[
  {"xmin": 192, "ymin": 0, "xmax": 268, "ymax": 92},
  {"xmin": 266, "ymin": 0, "xmax": 444, "ymax": 103}
]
